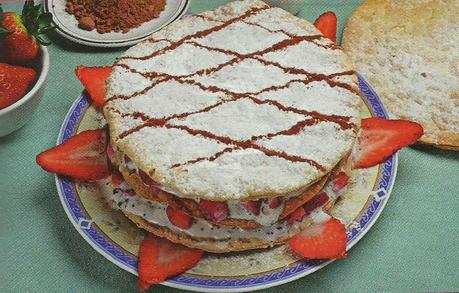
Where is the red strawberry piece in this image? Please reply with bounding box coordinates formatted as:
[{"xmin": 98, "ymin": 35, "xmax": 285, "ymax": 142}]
[
  {"xmin": 139, "ymin": 169, "xmax": 158, "ymax": 187},
  {"xmin": 138, "ymin": 234, "xmax": 203, "ymax": 291},
  {"xmin": 166, "ymin": 206, "xmax": 193, "ymax": 229},
  {"xmin": 0, "ymin": 63, "xmax": 37, "ymax": 109},
  {"xmin": 287, "ymin": 206, "xmax": 306, "ymax": 225},
  {"xmin": 124, "ymin": 189, "xmax": 136, "ymax": 196},
  {"xmin": 288, "ymin": 218, "xmax": 347, "ymax": 259},
  {"xmin": 0, "ymin": 2, "xmax": 54, "ymax": 64},
  {"xmin": 111, "ymin": 171, "xmax": 123, "ymax": 186},
  {"xmin": 36, "ymin": 129, "xmax": 110, "ymax": 180},
  {"xmin": 75, "ymin": 66, "xmax": 111, "ymax": 107},
  {"xmin": 199, "ymin": 199, "xmax": 229, "ymax": 223},
  {"xmin": 303, "ymin": 192, "xmax": 329, "ymax": 216},
  {"xmin": 353, "ymin": 118, "xmax": 423, "ymax": 169},
  {"xmin": 314, "ymin": 11, "xmax": 337, "ymax": 43},
  {"xmin": 137, "ymin": 279, "xmax": 150, "ymax": 292},
  {"xmin": 269, "ymin": 197, "xmax": 281, "ymax": 209},
  {"xmin": 106, "ymin": 142, "xmax": 115, "ymax": 161},
  {"xmin": 332, "ymin": 172, "xmax": 349, "ymax": 192},
  {"xmin": 241, "ymin": 200, "xmax": 261, "ymax": 215}
]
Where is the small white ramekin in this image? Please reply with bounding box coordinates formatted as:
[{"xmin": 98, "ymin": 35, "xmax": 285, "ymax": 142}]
[{"xmin": 0, "ymin": 45, "xmax": 50, "ymax": 137}]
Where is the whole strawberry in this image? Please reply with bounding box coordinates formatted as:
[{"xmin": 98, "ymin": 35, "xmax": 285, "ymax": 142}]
[
  {"xmin": 0, "ymin": 62, "xmax": 37, "ymax": 109},
  {"xmin": 0, "ymin": 1, "xmax": 54, "ymax": 64}
]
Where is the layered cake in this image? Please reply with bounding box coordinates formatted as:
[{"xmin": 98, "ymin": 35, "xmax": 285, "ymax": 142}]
[{"xmin": 102, "ymin": 0, "xmax": 362, "ymax": 252}]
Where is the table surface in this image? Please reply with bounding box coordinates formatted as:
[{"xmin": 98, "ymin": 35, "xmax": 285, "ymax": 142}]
[{"xmin": 1, "ymin": 1, "xmax": 458, "ymax": 292}]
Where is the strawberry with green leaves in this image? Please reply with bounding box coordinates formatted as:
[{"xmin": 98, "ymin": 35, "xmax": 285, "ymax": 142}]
[{"xmin": 0, "ymin": 1, "xmax": 54, "ymax": 64}]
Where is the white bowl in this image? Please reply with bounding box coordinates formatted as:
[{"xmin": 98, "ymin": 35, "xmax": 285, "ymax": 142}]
[{"xmin": 0, "ymin": 46, "xmax": 49, "ymax": 137}]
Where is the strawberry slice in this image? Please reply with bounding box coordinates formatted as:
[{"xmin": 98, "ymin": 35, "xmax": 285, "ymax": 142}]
[
  {"xmin": 106, "ymin": 141, "xmax": 115, "ymax": 162},
  {"xmin": 111, "ymin": 171, "xmax": 123, "ymax": 186},
  {"xmin": 287, "ymin": 206, "xmax": 306, "ymax": 225},
  {"xmin": 137, "ymin": 279, "xmax": 151, "ymax": 292},
  {"xmin": 353, "ymin": 118, "xmax": 423, "ymax": 169},
  {"xmin": 199, "ymin": 200, "xmax": 229, "ymax": 223},
  {"xmin": 303, "ymin": 192, "xmax": 329, "ymax": 216},
  {"xmin": 139, "ymin": 169, "xmax": 159, "ymax": 187},
  {"xmin": 166, "ymin": 206, "xmax": 193, "ymax": 229},
  {"xmin": 268, "ymin": 197, "xmax": 281, "ymax": 209},
  {"xmin": 288, "ymin": 218, "xmax": 347, "ymax": 259},
  {"xmin": 241, "ymin": 200, "xmax": 261, "ymax": 215},
  {"xmin": 36, "ymin": 129, "xmax": 110, "ymax": 180},
  {"xmin": 332, "ymin": 172, "xmax": 349, "ymax": 192},
  {"xmin": 314, "ymin": 11, "xmax": 337, "ymax": 43},
  {"xmin": 75, "ymin": 66, "xmax": 111, "ymax": 107},
  {"xmin": 138, "ymin": 234, "xmax": 203, "ymax": 291},
  {"xmin": 124, "ymin": 189, "xmax": 136, "ymax": 197}
]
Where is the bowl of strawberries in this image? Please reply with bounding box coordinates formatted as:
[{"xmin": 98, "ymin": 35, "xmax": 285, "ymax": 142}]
[{"xmin": 0, "ymin": 1, "xmax": 52, "ymax": 137}]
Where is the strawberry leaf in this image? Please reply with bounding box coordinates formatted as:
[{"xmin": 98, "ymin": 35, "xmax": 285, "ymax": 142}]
[
  {"xmin": 37, "ymin": 13, "xmax": 55, "ymax": 34},
  {"xmin": 35, "ymin": 34, "xmax": 51, "ymax": 46},
  {"xmin": 0, "ymin": 6, "xmax": 11, "ymax": 43},
  {"xmin": 22, "ymin": 0, "xmax": 34, "ymax": 17},
  {"xmin": 38, "ymin": 13, "xmax": 53, "ymax": 28},
  {"xmin": 20, "ymin": 0, "xmax": 54, "ymax": 46}
]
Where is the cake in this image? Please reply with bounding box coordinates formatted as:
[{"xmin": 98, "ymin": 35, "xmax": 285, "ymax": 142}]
[{"xmin": 102, "ymin": 0, "xmax": 362, "ymax": 252}]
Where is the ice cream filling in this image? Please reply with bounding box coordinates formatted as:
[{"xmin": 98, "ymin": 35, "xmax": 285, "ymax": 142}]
[{"xmin": 98, "ymin": 170, "xmax": 345, "ymax": 244}]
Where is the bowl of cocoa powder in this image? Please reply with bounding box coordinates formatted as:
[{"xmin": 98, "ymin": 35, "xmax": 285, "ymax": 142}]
[{"xmin": 44, "ymin": 0, "xmax": 190, "ymax": 47}]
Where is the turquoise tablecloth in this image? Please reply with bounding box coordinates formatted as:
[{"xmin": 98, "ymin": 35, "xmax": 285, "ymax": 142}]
[{"xmin": 1, "ymin": 1, "xmax": 458, "ymax": 292}]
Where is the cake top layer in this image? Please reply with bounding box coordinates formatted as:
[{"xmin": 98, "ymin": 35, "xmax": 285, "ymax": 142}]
[{"xmin": 104, "ymin": 0, "xmax": 362, "ymax": 200}]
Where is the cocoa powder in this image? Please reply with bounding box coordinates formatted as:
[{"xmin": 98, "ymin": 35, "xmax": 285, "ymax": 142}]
[{"xmin": 65, "ymin": 0, "xmax": 166, "ymax": 34}]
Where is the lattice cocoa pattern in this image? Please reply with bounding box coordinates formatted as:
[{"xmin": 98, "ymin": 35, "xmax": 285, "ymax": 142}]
[{"xmin": 107, "ymin": 5, "xmax": 360, "ymax": 173}]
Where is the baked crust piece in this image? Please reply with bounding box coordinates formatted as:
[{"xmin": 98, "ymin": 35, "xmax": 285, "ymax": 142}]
[{"xmin": 343, "ymin": 0, "xmax": 459, "ymax": 150}]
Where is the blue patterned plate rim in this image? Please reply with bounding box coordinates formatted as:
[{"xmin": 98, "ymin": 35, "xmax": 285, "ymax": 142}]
[{"xmin": 54, "ymin": 75, "xmax": 398, "ymax": 292}]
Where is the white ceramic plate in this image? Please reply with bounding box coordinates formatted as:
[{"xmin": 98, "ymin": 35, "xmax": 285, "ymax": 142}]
[{"xmin": 45, "ymin": 0, "xmax": 189, "ymax": 47}]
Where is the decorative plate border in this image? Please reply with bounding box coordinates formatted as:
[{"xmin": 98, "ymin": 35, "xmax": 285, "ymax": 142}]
[{"xmin": 55, "ymin": 75, "xmax": 397, "ymax": 292}]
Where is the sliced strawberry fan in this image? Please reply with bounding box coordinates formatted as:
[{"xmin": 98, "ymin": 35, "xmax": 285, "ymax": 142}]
[
  {"xmin": 199, "ymin": 199, "xmax": 229, "ymax": 223},
  {"xmin": 36, "ymin": 129, "xmax": 110, "ymax": 180},
  {"xmin": 75, "ymin": 66, "xmax": 112, "ymax": 107},
  {"xmin": 241, "ymin": 200, "xmax": 261, "ymax": 215},
  {"xmin": 288, "ymin": 218, "xmax": 347, "ymax": 259},
  {"xmin": 166, "ymin": 206, "xmax": 193, "ymax": 229},
  {"xmin": 287, "ymin": 206, "xmax": 306, "ymax": 225},
  {"xmin": 314, "ymin": 11, "xmax": 337, "ymax": 43},
  {"xmin": 138, "ymin": 234, "xmax": 204, "ymax": 291},
  {"xmin": 353, "ymin": 118, "xmax": 423, "ymax": 168}
]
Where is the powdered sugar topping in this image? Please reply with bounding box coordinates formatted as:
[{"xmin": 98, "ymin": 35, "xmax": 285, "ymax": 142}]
[{"xmin": 104, "ymin": 0, "xmax": 361, "ymax": 199}]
